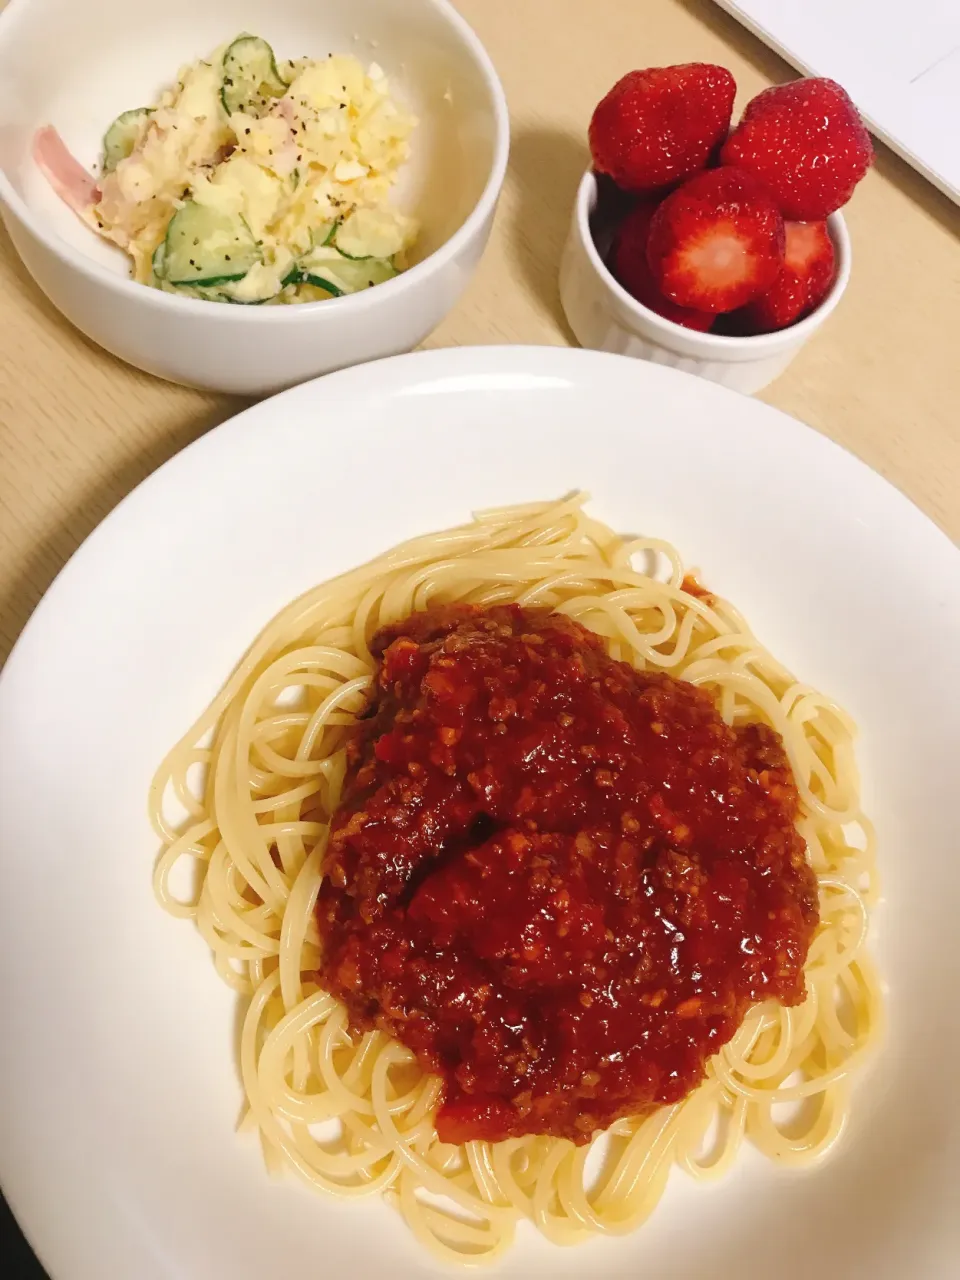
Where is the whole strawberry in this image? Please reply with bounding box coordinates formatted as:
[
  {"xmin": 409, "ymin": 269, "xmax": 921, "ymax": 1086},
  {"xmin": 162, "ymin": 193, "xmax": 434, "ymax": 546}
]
[
  {"xmin": 737, "ymin": 220, "xmax": 836, "ymax": 333},
  {"xmin": 646, "ymin": 167, "xmax": 785, "ymax": 313},
  {"xmin": 589, "ymin": 63, "xmax": 736, "ymax": 193},
  {"xmin": 611, "ymin": 201, "xmax": 714, "ymax": 331},
  {"xmin": 721, "ymin": 78, "xmax": 872, "ymax": 220}
]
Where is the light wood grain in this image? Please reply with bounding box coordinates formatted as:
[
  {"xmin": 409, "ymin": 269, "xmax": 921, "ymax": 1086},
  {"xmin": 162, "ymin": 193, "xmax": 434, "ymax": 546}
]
[{"xmin": 2, "ymin": 0, "xmax": 958, "ymax": 666}]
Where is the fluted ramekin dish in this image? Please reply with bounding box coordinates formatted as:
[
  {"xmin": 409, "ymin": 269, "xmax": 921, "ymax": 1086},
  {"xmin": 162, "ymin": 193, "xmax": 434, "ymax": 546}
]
[{"xmin": 560, "ymin": 170, "xmax": 851, "ymax": 396}]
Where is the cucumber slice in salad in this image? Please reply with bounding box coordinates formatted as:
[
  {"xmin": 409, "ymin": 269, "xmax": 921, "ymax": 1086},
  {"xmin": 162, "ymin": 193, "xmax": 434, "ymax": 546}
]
[
  {"xmin": 159, "ymin": 201, "xmax": 262, "ymax": 287},
  {"xmin": 326, "ymin": 256, "xmax": 398, "ymax": 291},
  {"xmin": 299, "ymin": 272, "xmax": 343, "ymax": 297},
  {"xmin": 296, "ymin": 248, "xmax": 397, "ymax": 296},
  {"xmin": 159, "ymin": 280, "xmax": 268, "ymax": 305},
  {"xmin": 153, "ymin": 206, "xmax": 395, "ymax": 303},
  {"xmin": 102, "ymin": 108, "xmax": 152, "ymax": 173},
  {"xmin": 151, "ymin": 238, "xmax": 167, "ymax": 282},
  {"xmin": 221, "ymin": 35, "xmax": 288, "ymax": 116},
  {"xmin": 334, "ymin": 208, "xmax": 406, "ymax": 261}
]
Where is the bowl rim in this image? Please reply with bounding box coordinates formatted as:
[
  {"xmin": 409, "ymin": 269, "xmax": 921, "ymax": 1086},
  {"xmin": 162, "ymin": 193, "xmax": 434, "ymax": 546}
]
[
  {"xmin": 574, "ymin": 168, "xmax": 852, "ymax": 352},
  {"xmin": 0, "ymin": 0, "xmax": 511, "ymax": 324}
]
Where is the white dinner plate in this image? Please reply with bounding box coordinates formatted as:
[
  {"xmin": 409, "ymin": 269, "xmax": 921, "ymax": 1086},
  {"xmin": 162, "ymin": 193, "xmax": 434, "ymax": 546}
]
[{"xmin": 1, "ymin": 346, "xmax": 958, "ymax": 1280}]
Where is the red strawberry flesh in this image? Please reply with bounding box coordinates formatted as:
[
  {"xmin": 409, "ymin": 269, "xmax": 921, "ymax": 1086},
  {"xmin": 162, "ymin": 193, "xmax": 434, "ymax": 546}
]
[
  {"xmin": 589, "ymin": 63, "xmax": 736, "ymax": 194},
  {"xmin": 610, "ymin": 201, "xmax": 714, "ymax": 331},
  {"xmin": 721, "ymin": 77, "xmax": 872, "ymax": 220},
  {"xmin": 737, "ymin": 220, "xmax": 836, "ymax": 333},
  {"xmin": 645, "ymin": 167, "xmax": 785, "ymax": 313}
]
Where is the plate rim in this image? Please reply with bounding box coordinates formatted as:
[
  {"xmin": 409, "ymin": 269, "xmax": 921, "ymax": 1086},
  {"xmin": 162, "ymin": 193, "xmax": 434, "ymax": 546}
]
[{"xmin": 2, "ymin": 346, "xmax": 957, "ymax": 696}]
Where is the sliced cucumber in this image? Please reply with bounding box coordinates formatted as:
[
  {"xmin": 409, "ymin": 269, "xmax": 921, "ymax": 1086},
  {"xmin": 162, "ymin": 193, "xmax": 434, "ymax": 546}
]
[
  {"xmin": 334, "ymin": 208, "xmax": 407, "ymax": 261},
  {"xmin": 102, "ymin": 108, "xmax": 152, "ymax": 173},
  {"xmin": 300, "ymin": 272, "xmax": 344, "ymax": 296},
  {"xmin": 325, "ymin": 256, "xmax": 398, "ymax": 291},
  {"xmin": 156, "ymin": 233, "xmax": 396, "ymax": 303},
  {"xmin": 296, "ymin": 248, "xmax": 396, "ymax": 296},
  {"xmin": 152, "ymin": 239, "xmax": 167, "ymax": 281},
  {"xmin": 161, "ymin": 201, "xmax": 262, "ymax": 286},
  {"xmin": 221, "ymin": 34, "xmax": 288, "ymax": 116},
  {"xmin": 219, "ymin": 291, "xmax": 269, "ymax": 306},
  {"xmin": 336, "ymin": 245, "xmax": 372, "ymax": 261},
  {"xmin": 300, "ymin": 244, "xmax": 339, "ymax": 266},
  {"xmin": 294, "ymin": 237, "xmax": 341, "ymax": 292},
  {"xmin": 159, "ymin": 280, "xmax": 267, "ymax": 305},
  {"xmin": 221, "ymin": 262, "xmax": 287, "ymax": 303}
]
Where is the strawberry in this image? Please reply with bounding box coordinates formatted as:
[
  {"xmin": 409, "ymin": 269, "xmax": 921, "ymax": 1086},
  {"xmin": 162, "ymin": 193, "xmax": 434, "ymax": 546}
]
[
  {"xmin": 737, "ymin": 220, "xmax": 836, "ymax": 333},
  {"xmin": 589, "ymin": 64, "xmax": 736, "ymax": 193},
  {"xmin": 610, "ymin": 202, "xmax": 714, "ymax": 331},
  {"xmin": 645, "ymin": 167, "xmax": 785, "ymax": 313},
  {"xmin": 721, "ymin": 78, "xmax": 873, "ymax": 220}
]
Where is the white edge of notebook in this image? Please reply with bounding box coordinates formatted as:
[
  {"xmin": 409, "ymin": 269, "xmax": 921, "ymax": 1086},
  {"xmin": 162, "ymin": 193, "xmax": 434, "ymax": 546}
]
[{"xmin": 712, "ymin": 0, "xmax": 960, "ymax": 206}]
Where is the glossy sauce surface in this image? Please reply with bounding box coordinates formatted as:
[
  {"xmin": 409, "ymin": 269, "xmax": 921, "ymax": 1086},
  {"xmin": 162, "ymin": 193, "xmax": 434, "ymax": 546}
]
[{"xmin": 317, "ymin": 605, "xmax": 818, "ymax": 1144}]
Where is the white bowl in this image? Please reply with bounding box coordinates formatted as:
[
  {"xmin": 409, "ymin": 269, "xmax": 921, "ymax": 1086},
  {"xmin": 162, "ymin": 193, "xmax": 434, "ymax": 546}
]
[
  {"xmin": 0, "ymin": 0, "xmax": 509, "ymax": 395},
  {"xmin": 559, "ymin": 170, "xmax": 851, "ymax": 396}
]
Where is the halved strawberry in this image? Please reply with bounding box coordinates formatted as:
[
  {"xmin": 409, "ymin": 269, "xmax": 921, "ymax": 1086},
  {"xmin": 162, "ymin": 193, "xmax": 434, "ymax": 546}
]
[
  {"xmin": 721, "ymin": 78, "xmax": 872, "ymax": 220},
  {"xmin": 645, "ymin": 167, "xmax": 785, "ymax": 313},
  {"xmin": 589, "ymin": 64, "xmax": 736, "ymax": 194},
  {"xmin": 610, "ymin": 201, "xmax": 715, "ymax": 331},
  {"xmin": 737, "ymin": 220, "xmax": 836, "ymax": 333}
]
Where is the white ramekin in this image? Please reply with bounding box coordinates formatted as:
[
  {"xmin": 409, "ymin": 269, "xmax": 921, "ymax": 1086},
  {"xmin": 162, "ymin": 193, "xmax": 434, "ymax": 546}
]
[{"xmin": 559, "ymin": 170, "xmax": 851, "ymax": 396}]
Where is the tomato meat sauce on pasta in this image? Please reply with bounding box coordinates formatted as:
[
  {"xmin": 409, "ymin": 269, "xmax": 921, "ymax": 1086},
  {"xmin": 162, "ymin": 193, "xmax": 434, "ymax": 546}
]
[
  {"xmin": 317, "ymin": 603, "xmax": 819, "ymax": 1146},
  {"xmin": 152, "ymin": 495, "xmax": 881, "ymax": 1264}
]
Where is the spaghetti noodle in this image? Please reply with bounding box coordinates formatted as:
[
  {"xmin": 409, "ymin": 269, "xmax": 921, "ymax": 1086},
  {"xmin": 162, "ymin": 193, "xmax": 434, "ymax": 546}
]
[{"xmin": 150, "ymin": 494, "xmax": 882, "ymax": 1264}]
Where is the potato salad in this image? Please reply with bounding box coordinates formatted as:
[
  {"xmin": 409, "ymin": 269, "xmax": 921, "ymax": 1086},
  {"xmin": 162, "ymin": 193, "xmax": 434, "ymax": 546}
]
[{"xmin": 34, "ymin": 34, "xmax": 418, "ymax": 304}]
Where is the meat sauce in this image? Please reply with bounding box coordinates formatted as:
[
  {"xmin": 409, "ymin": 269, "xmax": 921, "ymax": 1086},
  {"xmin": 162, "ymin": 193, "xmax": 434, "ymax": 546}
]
[{"xmin": 317, "ymin": 604, "xmax": 818, "ymax": 1145}]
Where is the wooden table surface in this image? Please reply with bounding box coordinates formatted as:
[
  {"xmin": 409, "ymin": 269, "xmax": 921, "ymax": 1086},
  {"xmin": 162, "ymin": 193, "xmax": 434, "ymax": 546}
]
[{"xmin": 2, "ymin": 0, "xmax": 960, "ymax": 676}]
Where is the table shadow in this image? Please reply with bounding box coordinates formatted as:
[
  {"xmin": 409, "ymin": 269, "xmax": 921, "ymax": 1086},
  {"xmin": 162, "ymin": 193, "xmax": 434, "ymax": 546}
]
[{"xmin": 504, "ymin": 123, "xmax": 590, "ymax": 340}]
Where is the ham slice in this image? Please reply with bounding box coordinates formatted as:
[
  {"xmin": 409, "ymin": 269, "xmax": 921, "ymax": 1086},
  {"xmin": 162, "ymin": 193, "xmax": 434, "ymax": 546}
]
[{"xmin": 32, "ymin": 126, "xmax": 101, "ymax": 214}]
